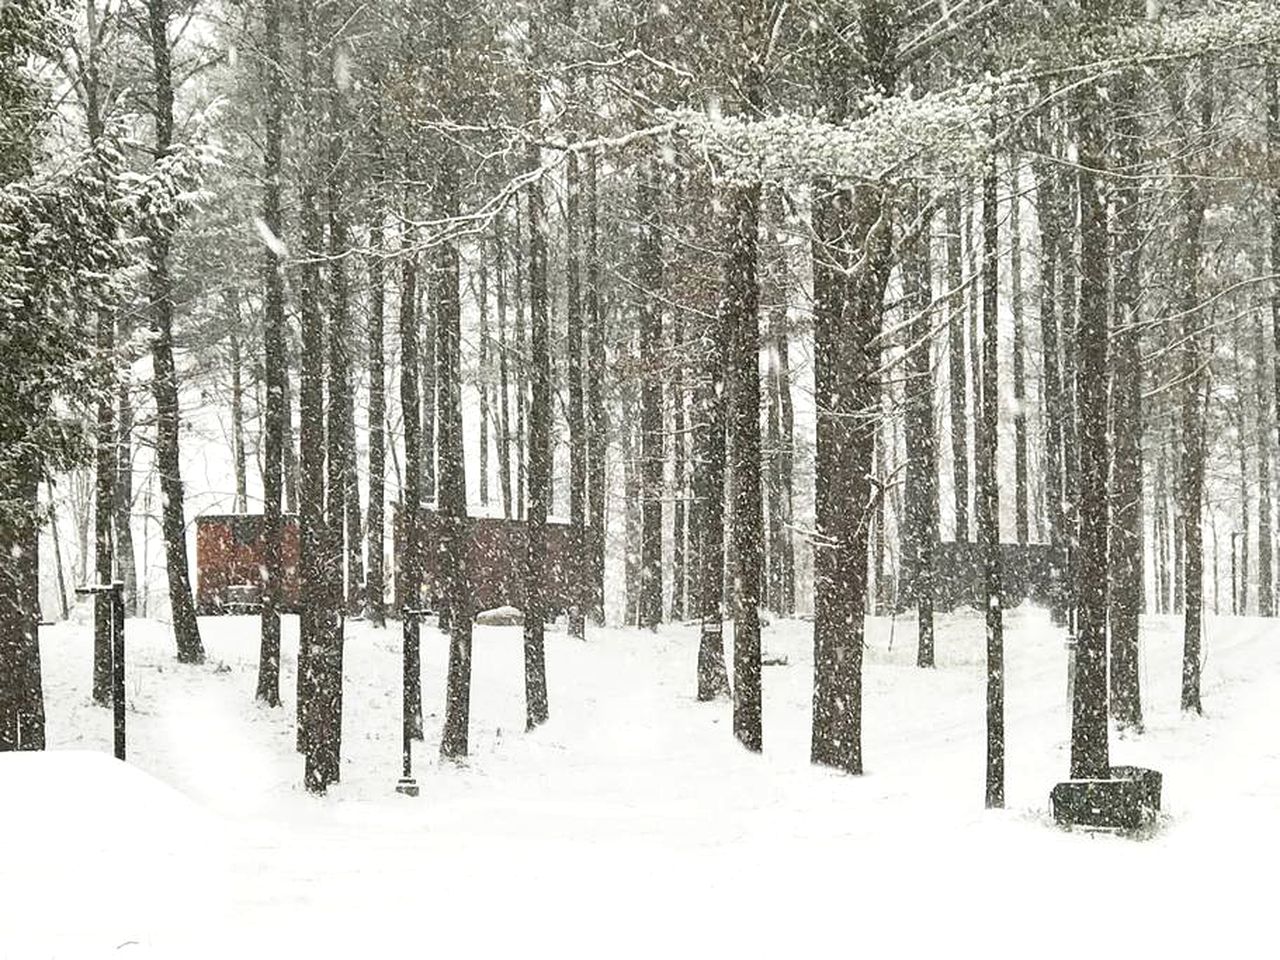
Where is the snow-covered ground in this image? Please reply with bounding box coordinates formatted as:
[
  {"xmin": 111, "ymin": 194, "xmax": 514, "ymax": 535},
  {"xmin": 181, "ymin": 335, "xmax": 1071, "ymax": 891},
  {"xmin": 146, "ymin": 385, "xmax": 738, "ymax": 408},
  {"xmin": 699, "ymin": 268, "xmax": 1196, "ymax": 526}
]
[{"xmin": 3, "ymin": 606, "xmax": 1277, "ymax": 957}]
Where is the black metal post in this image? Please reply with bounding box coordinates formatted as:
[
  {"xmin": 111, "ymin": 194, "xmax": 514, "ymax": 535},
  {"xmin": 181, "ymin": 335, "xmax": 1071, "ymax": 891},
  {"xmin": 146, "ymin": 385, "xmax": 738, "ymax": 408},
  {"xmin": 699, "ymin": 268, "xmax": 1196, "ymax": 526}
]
[
  {"xmin": 397, "ymin": 608, "xmax": 423, "ymax": 796},
  {"xmin": 75, "ymin": 582, "xmax": 126, "ymax": 761},
  {"xmin": 111, "ymin": 580, "xmax": 126, "ymax": 761}
]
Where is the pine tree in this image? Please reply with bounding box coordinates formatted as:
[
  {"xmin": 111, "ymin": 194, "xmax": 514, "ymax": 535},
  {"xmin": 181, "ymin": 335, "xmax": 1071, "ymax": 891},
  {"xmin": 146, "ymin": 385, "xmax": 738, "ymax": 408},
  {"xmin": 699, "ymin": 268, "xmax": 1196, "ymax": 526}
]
[
  {"xmin": 522, "ymin": 17, "xmax": 550, "ymax": 729},
  {"xmin": 144, "ymin": 0, "xmax": 204, "ymax": 665},
  {"xmin": 257, "ymin": 0, "xmax": 286, "ymax": 704}
]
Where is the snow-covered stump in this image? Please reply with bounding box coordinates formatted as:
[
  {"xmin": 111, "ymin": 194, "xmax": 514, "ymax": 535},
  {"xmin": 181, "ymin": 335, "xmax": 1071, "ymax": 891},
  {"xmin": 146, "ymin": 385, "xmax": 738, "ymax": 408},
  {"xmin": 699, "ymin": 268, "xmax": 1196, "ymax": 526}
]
[{"xmin": 1050, "ymin": 765, "xmax": 1162, "ymax": 832}]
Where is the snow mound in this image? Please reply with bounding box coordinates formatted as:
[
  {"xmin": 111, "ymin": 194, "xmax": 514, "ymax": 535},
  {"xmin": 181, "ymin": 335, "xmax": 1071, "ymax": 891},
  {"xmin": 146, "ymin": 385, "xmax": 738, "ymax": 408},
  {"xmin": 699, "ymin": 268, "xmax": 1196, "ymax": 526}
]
[
  {"xmin": 0, "ymin": 751, "xmax": 231, "ymax": 956},
  {"xmin": 476, "ymin": 605, "xmax": 524, "ymax": 626}
]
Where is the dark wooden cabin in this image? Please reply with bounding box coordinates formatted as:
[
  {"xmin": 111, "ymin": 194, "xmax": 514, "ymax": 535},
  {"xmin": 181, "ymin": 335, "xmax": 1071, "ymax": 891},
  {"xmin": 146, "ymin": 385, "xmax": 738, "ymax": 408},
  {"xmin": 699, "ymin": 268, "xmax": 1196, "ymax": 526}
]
[
  {"xmin": 194, "ymin": 508, "xmax": 575, "ymax": 618},
  {"xmin": 392, "ymin": 504, "xmax": 575, "ymax": 616},
  {"xmin": 195, "ymin": 513, "xmax": 301, "ymax": 614}
]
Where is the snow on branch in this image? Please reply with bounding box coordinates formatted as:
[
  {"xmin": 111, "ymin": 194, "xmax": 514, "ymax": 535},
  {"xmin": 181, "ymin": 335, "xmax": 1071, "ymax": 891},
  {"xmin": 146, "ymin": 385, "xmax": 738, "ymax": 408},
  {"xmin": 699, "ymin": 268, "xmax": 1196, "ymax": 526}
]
[
  {"xmin": 1029, "ymin": 2, "xmax": 1280, "ymax": 76},
  {"xmin": 668, "ymin": 77, "xmax": 1012, "ymax": 187}
]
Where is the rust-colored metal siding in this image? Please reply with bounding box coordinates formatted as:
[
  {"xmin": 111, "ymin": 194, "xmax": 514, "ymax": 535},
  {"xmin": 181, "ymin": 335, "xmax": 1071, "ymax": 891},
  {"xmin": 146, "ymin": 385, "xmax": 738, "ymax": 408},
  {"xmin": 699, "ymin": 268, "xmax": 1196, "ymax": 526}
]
[
  {"xmin": 195, "ymin": 514, "xmax": 300, "ymax": 614},
  {"xmin": 392, "ymin": 505, "xmax": 575, "ymax": 615}
]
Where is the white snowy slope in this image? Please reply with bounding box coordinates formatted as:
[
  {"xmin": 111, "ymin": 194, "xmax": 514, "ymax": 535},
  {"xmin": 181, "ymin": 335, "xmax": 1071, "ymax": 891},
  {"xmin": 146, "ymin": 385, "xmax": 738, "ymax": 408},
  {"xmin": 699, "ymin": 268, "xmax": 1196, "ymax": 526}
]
[{"xmin": 2, "ymin": 607, "xmax": 1277, "ymax": 958}]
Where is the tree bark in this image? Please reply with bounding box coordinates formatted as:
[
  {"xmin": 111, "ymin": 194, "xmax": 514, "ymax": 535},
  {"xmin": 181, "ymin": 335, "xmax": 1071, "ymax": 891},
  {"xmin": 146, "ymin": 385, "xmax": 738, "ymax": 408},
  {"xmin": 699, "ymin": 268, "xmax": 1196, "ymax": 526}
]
[
  {"xmin": 811, "ymin": 1, "xmax": 896, "ymax": 775},
  {"xmin": 227, "ymin": 295, "xmax": 248, "ymax": 513},
  {"xmin": 727, "ymin": 174, "xmax": 763, "ymax": 753},
  {"xmin": 1032, "ymin": 144, "xmax": 1068, "ymax": 622},
  {"xmin": 438, "ymin": 138, "xmax": 475, "ymax": 759},
  {"xmin": 904, "ymin": 186, "xmax": 937, "ymax": 669},
  {"xmin": 1258, "ymin": 296, "xmax": 1275, "ymax": 618},
  {"xmin": 93, "ymin": 304, "xmax": 114, "ymax": 705},
  {"xmin": 479, "ymin": 250, "xmax": 491, "ymax": 509},
  {"xmin": 522, "ymin": 38, "xmax": 550, "ymax": 729},
  {"xmin": 695, "ymin": 284, "xmax": 732, "ymax": 696},
  {"xmin": 978, "ymin": 149, "xmax": 1004, "ymax": 808},
  {"xmin": 1069, "ymin": 78, "xmax": 1111, "ymax": 779},
  {"xmin": 1177, "ymin": 167, "xmax": 1207, "ymax": 715},
  {"xmin": 495, "ymin": 214, "xmax": 514, "ymax": 519},
  {"xmin": 145, "ymin": 0, "xmax": 204, "ymax": 665},
  {"xmin": 1009, "ymin": 157, "xmax": 1029, "ymax": 546},
  {"xmin": 366, "ymin": 108, "xmax": 387, "ymax": 628},
  {"xmin": 638, "ymin": 162, "xmax": 664, "ymax": 630},
  {"xmin": 1108, "ymin": 68, "xmax": 1144, "ymax": 730},
  {"xmin": 671, "ymin": 305, "xmax": 688, "ymax": 622},
  {"xmin": 1267, "ymin": 64, "xmax": 1280, "ymax": 617},
  {"xmin": 318, "ymin": 42, "xmax": 351, "ymax": 786},
  {"xmin": 0, "ymin": 468, "xmax": 44, "ymax": 750},
  {"xmin": 113, "ymin": 324, "xmax": 138, "ymax": 616},
  {"xmin": 422, "ymin": 257, "xmax": 437, "ymax": 506},
  {"xmin": 585, "ymin": 149, "xmax": 607, "ymax": 624},
  {"xmin": 257, "ymin": 0, "xmax": 286, "ymax": 704},
  {"xmin": 945, "ymin": 192, "xmax": 970, "ymax": 543},
  {"xmin": 566, "ymin": 151, "xmax": 587, "ymax": 638},
  {"xmin": 776, "ymin": 321, "xmax": 795, "ymax": 617},
  {"xmin": 397, "ymin": 221, "xmax": 424, "ymax": 739}
]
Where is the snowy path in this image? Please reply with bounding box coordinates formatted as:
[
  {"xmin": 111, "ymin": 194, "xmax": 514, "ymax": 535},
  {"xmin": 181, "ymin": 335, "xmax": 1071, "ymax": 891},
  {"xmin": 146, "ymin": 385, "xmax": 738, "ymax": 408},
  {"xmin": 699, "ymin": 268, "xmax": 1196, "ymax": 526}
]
[{"xmin": 4, "ymin": 608, "xmax": 1277, "ymax": 957}]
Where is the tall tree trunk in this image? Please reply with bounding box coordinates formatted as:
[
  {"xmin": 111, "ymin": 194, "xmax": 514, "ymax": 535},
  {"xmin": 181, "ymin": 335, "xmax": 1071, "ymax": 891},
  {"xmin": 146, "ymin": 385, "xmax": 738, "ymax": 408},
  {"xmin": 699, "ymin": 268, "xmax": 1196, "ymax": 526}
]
[
  {"xmin": 726, "ymin": 4, "xmax": 767, "ymax": 752},
  {"xmin": 1257, "ymin": 306, "xmax": 1275, "ymax": 618},
  {"xmin": 422, "ymin": 261, "xmax": 437, "ymax": 506},
  {"xmin": 873, "ymin": 420, "xmax": 889, "ymax": 614},
  {"xmin": 1177, "ymin": 176, "xmax": 1207, "ymax": 715},
  {"xmin": 514, "ymin": 201, "xmax": 528, "ymax": 521},
  {"xmin": 1009, "ymin": 157, "xmax": 1030, "ymax": 546},
  {"xmin": 978, "ymin": 147, "xmax": 1004, "ymax": 808},
  {"xmin": 495, "ymin": 215, "xmax": 514, "ymax": 519},
  {"xmin": 585, "ymin": 149, "xmax": 607, "ymax": 625},
  {"xmin": 296, "ymin": 0, "xmax": 327, "ymax": 770},
  {"xmin": 0, "ymin": 468, "xmax": 44, "ymax": 750},
  {"xmin": 1268, "ymin": 64, "xmax": 1280, "ymax": 618},
  {"xmin": 1236, "ymin": 351, "xmax": 1250, "ymax": 615},
  {"xmin": 671, "ymin": 306, "xmax": 688, "ymax": 622},
  {"xmin": 1155, "ymin": 453, "xmax": 1170, "ymax": 614},
  {"xmin": 811, "ymin": 3, "xmax": 895, "ymax": 773},
  {"xmin": 320, "ymin": 47, "xmax": 355, "ymax": 788},
  {"xmin": 945, "ymin": 192, "xmax": 970, "ymax": 543},
  {"xmin": 479, "ymin": 252, "xmax": 491, "ymax": 509},
  {"xmin": 344, "ymin": 386, "xmax": 364, "ymax": 616},
  {"xmin": 624, "ymin": 406, "xmax": 641, "ymax": 626},
  {"xmin": 257, "ymin": 0, "xmax": 286, "ymax": 705},
  {"xmin": 1069, "ymin": 75, "xmax": 1111, "ymax": 779},
  {"xmin": 145, "ymin": 0, "xmax": 203, "ymax": 665},
  {"xmin": 1108, "ymin": 69, "xmax": 1144, "ymax": 730},
  {"xmin": 227, "ymin": 294, "xmax": 248, "ymax": 513},
  {"xmin": 438, "ymin": 131, "xmax": 475, "ymax": 758},
  {"xmin": 283, "ymin": 363, "xmax": 298, "ymax": 514},
  {"xmin": 566, "ymin": 151, "xmax": 587, "ymax": 638},
  {"xmin": 522, "ymin": 39, "xmax": 550, "ymax": 729},
  {"xmin": 1033, "ymin": 151, "xmax": 1067, "ymax": 619},
  {"xmin": 695, "ymin": 302, "xmax": 731, "ymax": 698},
  {"xmin": 765, "ymin": 310, "xmax": 783, "ymax": 615},
  {"xmin": 904, "ymin": 186, "xmax": 937, "ymax": 669},
  {"xmin": 46, "ymin": 481, "xmax": 70, "ymax": 621},
  {"xmin": 776, "ymin": 322, "xmax": 795, "ymax": 617},
  {"xmin": 638, "ymin": 163, "xmax": 664, "ymax": 629},
  {"xmin": 80, "ymin": 0, "xmax": 137, "ymax": 618},
  {"xmin": 397, "ymin": 220, "xmax": 424, "ymax": 739},
  {"xmin": 366, "ymin": 108, "xmax": 387, "ymax": 628},
  {"xmin": 727, "ymin": 174, "xmax": 763, "ymax": 752},
  {"xmin": 93, "ymin": 304, "xmax": 114, "ymax": 705},
  {"xmin": 113, "ymin": 328, "xmax": 138, "ymax": 616}
]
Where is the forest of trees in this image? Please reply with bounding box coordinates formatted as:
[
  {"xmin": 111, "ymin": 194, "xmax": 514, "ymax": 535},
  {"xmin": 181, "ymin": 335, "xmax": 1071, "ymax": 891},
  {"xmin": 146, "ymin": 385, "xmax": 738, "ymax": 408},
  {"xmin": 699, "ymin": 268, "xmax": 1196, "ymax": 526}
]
[{"xmin": 5, "ymin": 0, "xmax": 1280, "ymax": 798}]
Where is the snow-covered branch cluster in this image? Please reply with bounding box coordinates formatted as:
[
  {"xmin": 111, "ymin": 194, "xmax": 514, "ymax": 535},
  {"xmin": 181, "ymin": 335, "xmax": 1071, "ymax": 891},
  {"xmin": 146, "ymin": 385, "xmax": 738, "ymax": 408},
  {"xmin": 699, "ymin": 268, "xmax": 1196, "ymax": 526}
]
[{"xmin": 669, "ymin": 76, "xmax": 1013, "ymax": 188}]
